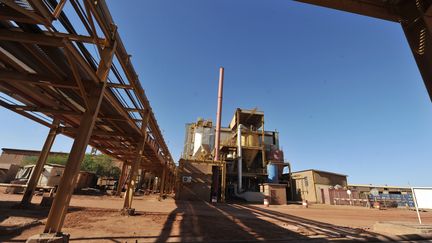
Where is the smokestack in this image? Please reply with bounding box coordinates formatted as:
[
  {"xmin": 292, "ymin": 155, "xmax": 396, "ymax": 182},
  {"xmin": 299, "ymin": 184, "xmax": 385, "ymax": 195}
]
[
  {"xmin": 211, "ymin": 67, "xmax": 224, "ymax": 203},
  {"xmin": 214, "ymin": 67, "xmax": 224, "ymax": 161}
]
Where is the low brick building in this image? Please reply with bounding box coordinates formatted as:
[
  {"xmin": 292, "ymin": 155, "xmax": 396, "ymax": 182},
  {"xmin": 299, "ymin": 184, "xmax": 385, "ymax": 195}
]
[
  {"xmin": 291, "ymin": 169, "xmax": 348, "ymax": 204},
  {"xmin": 0, "ymin": 148, "xmax": 68, "ymax": 167},
  {"xmin": 0, "ymin": 148, "xmax": 69, "ymax": 183}
]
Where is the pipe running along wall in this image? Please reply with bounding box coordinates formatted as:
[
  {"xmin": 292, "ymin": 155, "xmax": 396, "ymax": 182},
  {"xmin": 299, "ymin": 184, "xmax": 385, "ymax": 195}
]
[{"xmin": 237, "ymin": 124, "xmax": 244, "ymax": 192}]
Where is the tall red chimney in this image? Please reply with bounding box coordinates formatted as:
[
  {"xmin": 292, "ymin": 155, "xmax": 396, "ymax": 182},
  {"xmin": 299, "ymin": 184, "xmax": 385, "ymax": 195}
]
[
  {"xmin": 215, "ymin": 67, "xmax": 224, "ymax": 161},
  {"xmin": 211, "ymin": 67, "xmax": 224, "ymax": 203}
]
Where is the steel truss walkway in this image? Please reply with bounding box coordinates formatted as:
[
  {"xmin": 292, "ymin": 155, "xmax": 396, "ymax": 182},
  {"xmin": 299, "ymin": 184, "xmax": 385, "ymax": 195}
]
[
  {"xmin": 0, "ymin": 0, "xmax": 176, "ymax": 234},
  {"xmin": 296, "ymin": 0, "xmax": 432, "ymax": 102}
]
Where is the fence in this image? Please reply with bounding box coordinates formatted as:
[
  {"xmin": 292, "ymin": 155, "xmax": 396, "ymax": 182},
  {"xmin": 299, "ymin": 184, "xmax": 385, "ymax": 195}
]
[
  {"xmin": 368, "ymin": 193, "xmax": 415, "ymax": 208},
  {"xmin": 329, "ymin": 189, "xmax": 369, "ymax": 207},
  {"xmin": 329, "ymin": 189, "xmax": 415, "ymax": 208}
]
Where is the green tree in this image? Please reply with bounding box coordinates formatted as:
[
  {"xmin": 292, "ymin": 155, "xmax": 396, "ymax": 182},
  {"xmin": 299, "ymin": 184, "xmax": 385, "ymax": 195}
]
[
  {"xmin": 22, "ymin": 154, "xmax": 120, "ymax": 178},
  {"xmin": 22, "ymin": 154, "xmax": 68, "ymax": 166}
]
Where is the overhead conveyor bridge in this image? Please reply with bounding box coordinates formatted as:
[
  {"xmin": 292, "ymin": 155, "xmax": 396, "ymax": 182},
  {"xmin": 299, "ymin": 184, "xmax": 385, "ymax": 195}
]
[{"xmin": 0, "ymin": 0, "xmax": 176, "ymax": 234}]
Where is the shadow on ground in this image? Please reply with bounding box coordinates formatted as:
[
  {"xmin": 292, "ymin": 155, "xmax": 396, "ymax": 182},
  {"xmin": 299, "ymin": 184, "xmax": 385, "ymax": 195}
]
[
  {"xmin": 0, "ymin": 199, "xmax": 84, "ymax": 242},
  {"xmin": 153, "ymin": 201, "xmax": 432, "ymax": 242},
  {"xmin": 2, "ymin": 196, "xmax": 432, "ymax": 242}
]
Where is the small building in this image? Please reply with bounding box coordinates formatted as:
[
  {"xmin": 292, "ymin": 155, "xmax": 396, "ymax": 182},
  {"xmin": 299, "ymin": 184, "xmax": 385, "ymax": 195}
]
[
  {"xmin": 11, "ymin": 164, "xmax": 97, "ymax": 192},
  {"xmin": 0, "ymin": 148, "xmax": 68, "ymax": 166},
  {"xmin": 291, "ymin": 169, "xmax": 348, "ymax": 204},
  {"xmin": 0, "ymin": 148, "xmax": 123, "ymax": 168},
  {"xmin": 0, "ymin": 148, "xmax": 68, "ymax": 183},
  {"xmin": 0, "ymin": 148, "xmax": 106, "ymax": 191},
  {"xmin": 0, "ymin": 148, "xmax": 122, "ymax": 184}
]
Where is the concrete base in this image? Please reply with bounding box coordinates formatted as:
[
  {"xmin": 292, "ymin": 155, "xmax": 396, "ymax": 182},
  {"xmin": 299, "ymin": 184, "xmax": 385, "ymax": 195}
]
[
  {"xmin": 26, "ymin": 233, "xmax": 69, "ymax": 243},
  {"xmin": 0, "ymin": 219, "xmax": 42, "ymax": 235},
  {"xmin": 374, "ymin": 221, "xmax": 432, "ymax": 235},
  {"xmin": 120, "ymin": 208, "xmax": 135, "ymax": 216}
]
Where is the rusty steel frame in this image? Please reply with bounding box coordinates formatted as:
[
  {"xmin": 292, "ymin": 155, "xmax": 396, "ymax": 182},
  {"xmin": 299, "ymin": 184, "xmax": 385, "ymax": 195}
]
[
  {"xmin": 0, "ymin": 0, "xmax": 176, "ymax": 234},
  {"xmin": 296, "ymin": 0, "xmax": 432, "ymax": 102},
  {"xmin": 20, "ymin": 119, "xmax": 60, "ymax": 206}
]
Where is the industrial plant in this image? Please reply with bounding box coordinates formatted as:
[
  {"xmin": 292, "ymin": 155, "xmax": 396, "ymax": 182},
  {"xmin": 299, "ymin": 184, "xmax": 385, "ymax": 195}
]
[
  {"xmin": 0, "ymin": 0, "xmax": 431, "ymax": 242},
  {"xmin": 178, "ymin": 108, "xmax": 291, "ymax": 204}
]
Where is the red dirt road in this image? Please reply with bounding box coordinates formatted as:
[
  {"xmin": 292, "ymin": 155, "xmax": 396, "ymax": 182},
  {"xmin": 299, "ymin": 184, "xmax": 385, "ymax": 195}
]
[{"xmin": 0, "ymin": 193, "xmax": 431, "ymax": 242}]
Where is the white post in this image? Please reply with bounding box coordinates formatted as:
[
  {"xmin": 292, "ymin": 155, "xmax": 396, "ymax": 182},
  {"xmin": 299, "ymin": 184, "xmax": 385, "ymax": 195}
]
[{"xmin": 411, "ymin": 187, "xmax": 422, "ymax": 224}]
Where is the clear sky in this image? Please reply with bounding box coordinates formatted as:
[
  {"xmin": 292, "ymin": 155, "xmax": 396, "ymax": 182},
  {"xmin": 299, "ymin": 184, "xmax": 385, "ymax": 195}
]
[{"xmin": 1, "ymin": 0, "xmax": 431, "ymax": 186}]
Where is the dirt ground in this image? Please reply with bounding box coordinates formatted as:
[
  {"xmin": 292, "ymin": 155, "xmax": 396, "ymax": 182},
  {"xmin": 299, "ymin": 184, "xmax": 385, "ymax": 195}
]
[{"xmin": 1, "ymin": 193, "xmax": 431, "ymax": 242}]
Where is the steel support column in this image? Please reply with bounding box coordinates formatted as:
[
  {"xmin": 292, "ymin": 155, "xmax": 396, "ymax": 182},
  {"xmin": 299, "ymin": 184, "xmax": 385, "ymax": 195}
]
[
  {"xmin": 401, "ymin": 1, "xmax": 432, "ymax": 101},
  {"xmin": 116, "ymin": 162, "xmax": 128, "ymax": 196},
  {"xmin": 122, "ymin": 156, "xmax": 140, "ymax": 211},
  {"xmin": 165, "ymin": 172, "xmax": 171, "ymax": 194},
  {"xmin": 168, "ymin": 173, "xmax": 173, "ymax": 194},
  {"xmin": 44, "ymin": 82, "xmax": 107, "ymax": 233},
  {"xmin": 158, "ymin": 165, "xmax": 167, "ymax": 199},
  {"xmin": 221, "ymin": 162, "xmax": 226, "ymax": 202},
  {"xmin": 150, "ymin": 176, "xmax": 154, "ymax": 192},
  {"xmin": 137, "ymin": 168, "xmax": 146, "ymax": 191},
  {"xmin": 21, "ymin": 119, "xmax": 60, "ymax": 206},
  {"xmin": 171, "ymin": 173, "xmax": 176, "ymax": 193},
  {"xmin": 147, "ymin": 173, "xmax": 152, "ymax": 191},
  {"xmin": 43, "ymin": 36, "xmax": 116, "ymax": 232},
  {"xmin": 122, "ymin": 109, "xmax": 150, "ymax": 213}
]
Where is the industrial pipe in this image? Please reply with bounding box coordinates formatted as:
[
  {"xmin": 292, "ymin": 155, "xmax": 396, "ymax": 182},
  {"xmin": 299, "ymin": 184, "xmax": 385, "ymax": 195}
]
[
  {"xmin": 237, "ymin": 124, "xmax": 244, "ymax": 192},
  {"xmin": 212, "ymin": 67, "xmax": 224, "ymax": 202},
  {"xmin": 214, "ymin": 67, "xmax": 224, "ymax": 161},
  {"xmin": 285, "ymin": 161, "xmax": 295, "ymax": 201}
]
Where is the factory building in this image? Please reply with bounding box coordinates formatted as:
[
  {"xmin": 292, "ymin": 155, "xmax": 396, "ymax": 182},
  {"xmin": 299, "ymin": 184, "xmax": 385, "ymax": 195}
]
[{"xmin": 177, "ymin": 108, "xmax": 291, "ymax": 203}]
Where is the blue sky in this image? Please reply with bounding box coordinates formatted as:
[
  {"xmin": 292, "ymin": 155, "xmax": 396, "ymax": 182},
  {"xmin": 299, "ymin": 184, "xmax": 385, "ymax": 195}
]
[{"xmin": 1, "ymin": 0, "xmax": 431, "ymax": 186}]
